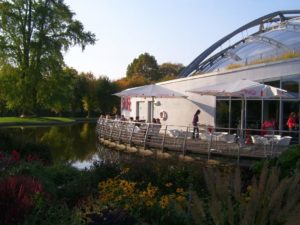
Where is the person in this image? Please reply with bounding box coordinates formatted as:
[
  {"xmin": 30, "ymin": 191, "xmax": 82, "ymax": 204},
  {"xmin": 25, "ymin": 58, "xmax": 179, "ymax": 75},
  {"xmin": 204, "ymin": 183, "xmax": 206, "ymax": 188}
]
[
  {"xmin": 287, "ymin": 112, "xmax": 297, "ymax": 132},
  {"xmin": 192, "ymin": 109, "xmax": 201, "ymax": 139},
  {"xmin": 156, "ymin": 118, "xmax": 161, "ymax": 129},
  {"xmin": 261, "ymin": 117, "xmax": 276, "ymax": 135}
]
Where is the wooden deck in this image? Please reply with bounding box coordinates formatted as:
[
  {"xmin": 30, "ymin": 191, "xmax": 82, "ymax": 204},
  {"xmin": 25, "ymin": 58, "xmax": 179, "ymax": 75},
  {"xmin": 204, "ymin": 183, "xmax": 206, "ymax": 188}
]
[{"xmin": 96, "ymin": 119, "xmax": 290, "ymax": 161}]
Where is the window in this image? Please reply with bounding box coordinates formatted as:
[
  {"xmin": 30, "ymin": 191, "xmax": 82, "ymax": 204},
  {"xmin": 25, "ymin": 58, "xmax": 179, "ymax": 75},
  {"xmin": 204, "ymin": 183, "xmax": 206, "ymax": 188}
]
[
  {"xmin": 216, "ymin": 100, "xmax": 229, "ymax": 128},
  {"xmin": 282, "ymin": 80, "xmax": 299, "ymax": 98}
]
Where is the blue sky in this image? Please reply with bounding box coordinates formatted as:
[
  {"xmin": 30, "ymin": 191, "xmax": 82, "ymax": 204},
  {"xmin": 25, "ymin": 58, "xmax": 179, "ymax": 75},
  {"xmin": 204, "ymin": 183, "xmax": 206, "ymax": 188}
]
[{"xmin": 63, "ymin": 0, "xmax": 300, "ymax": 80}]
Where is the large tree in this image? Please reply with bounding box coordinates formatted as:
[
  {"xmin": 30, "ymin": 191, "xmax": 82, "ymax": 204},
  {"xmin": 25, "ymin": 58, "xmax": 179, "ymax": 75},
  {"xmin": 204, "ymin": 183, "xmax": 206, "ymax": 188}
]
[
  {"xmin": 0, "ymin": 0, "xmax": 96, "ymax": 115},
  {"xmin": 126, "ymin": 52, "xmax": 161, "ymax": 81}
]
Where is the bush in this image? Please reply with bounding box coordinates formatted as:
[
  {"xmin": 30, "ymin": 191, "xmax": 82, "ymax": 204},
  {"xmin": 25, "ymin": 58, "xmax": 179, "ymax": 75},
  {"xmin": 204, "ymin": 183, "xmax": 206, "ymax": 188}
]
[
  {"xmin": 24, "ymin": 195, "xmax": 80, "ymax": 225},
  {"xmin": 277, "ymin": 145, "xmax": 300, "ymax": 176},
  {"xmin": 0, "ymin": 175, "xmax": 44, "ymax": 225}
]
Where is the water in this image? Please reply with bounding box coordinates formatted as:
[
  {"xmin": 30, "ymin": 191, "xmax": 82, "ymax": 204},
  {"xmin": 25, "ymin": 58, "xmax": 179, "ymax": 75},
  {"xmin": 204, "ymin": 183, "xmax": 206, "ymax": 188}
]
[
  {"xmin": 0, "ymin": 123, "xmax": 100, "ymax": 169},
  {"xmin": 0, "ymin": 122, "xmax": 255, "ymax": 169}
]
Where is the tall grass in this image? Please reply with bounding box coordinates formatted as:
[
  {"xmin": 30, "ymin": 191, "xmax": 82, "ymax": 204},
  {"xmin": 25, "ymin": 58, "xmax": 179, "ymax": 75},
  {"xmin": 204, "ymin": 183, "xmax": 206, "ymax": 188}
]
[{"xmin": 189, "ymin": 165, "xmax": 300, "ymax": 225}]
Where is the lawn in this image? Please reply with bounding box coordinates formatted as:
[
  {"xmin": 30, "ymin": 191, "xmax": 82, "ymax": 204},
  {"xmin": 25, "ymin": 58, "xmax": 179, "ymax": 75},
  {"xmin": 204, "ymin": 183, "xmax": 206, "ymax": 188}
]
[{"xmin": 0, "ymin": 117, "xmax": 75, "ymax": 124}]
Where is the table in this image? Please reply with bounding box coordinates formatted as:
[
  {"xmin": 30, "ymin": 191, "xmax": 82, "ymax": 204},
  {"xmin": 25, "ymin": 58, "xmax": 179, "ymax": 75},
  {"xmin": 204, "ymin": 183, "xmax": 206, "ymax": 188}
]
[
  {"xmin": 209, "ymin": 132, "xmax": 228, "ymax": 151},
  {"xmin": 264, "ymin": 134, "xmax": 281, "ymax": 156}
]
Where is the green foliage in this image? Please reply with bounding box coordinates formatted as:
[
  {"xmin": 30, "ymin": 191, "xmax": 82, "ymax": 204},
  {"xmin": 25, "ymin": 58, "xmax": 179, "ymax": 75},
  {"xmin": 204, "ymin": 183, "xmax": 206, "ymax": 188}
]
[
  {"xmin": 251, "ymin": 145, "xmax": 300, "ymax": 177},
  {"xmin": 96, "ymin": 76, "xmax": 119, "ymax": 114},
  {"xmin": 159, "ymin": 63, "xmax": 184, "ymax": 79},
  {"xmin": 0, "ymin": 0, "xmax": 96, "ymax": 114},
  {"xmin": 37, "ymin": 69, "xmax": 75, "ymax": 114},
  {"xmin": 24, "ymin": 194, "xmax": 81, "ymax": 225},
  {"xmin": 277, "ymin": 145, "xmax": 300, "ymax": 176},
  {"xmin": 0, "ymin": 116, "xmax": 74, "ymax": 123},
  {"xmin": 126, "ymin": 52, "xmax": 161, "ymax": 81},
  {"xmin": 79, "ymin": 73, "xmax": 99, "ymax": 117}
]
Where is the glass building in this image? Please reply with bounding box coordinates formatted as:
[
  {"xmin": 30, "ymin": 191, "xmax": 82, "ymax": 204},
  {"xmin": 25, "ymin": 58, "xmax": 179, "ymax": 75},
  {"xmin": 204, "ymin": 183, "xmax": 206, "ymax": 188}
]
[
  {"xmin": 125, "ymin": 11, "xmax": 300, "ymax": 143},
  {"xmin": 177, "ymin": 11, "xmax": 300, "ymax": 138}
]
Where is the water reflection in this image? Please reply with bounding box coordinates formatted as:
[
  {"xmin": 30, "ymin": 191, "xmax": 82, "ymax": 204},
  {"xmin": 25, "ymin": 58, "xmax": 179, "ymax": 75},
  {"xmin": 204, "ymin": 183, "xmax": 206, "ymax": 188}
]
[{"xmin": 1, "ymin": 123, "xmax": 98, "ymax": 167}]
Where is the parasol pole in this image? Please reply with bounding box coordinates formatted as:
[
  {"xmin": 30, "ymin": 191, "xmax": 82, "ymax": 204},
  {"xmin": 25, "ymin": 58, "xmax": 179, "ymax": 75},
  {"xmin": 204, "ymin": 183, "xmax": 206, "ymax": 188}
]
[{"xmin": 151, "ymin": 96, "xmax": 154, "ymax": 123}]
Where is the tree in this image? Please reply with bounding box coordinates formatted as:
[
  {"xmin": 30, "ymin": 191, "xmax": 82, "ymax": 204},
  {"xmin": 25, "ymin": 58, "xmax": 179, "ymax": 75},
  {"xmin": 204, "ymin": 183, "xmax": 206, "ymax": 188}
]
[
  {"xmin": 159, "ymin": 63, "xmax": 184, "ymax": 78},
  {"xmin": 115, "ymin": 75, "xmax": 149, "ymax": 91},
  {"xmin": 0, "ymin": 0, "xmax": 96, "ymax": 115},
  {"xmin": 37, "ymin": 67, "xmax": 75, "ymax": 115},
  {"xmin": 126, "ymin": 53, "xmax": 161, "ymax": 81},
  {"xmin": 80, "ymin": 72, "xmax": 98, "ymax": 118},
  {"xmin": 96, "ymin": 76, "xmax": 118, "ymax": 114}
]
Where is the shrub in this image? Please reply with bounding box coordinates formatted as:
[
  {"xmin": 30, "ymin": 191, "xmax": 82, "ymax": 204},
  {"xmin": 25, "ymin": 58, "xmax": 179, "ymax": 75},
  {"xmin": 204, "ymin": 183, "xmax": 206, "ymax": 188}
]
[
  {"xmin": 77, "ymin": 168, "xmax": 190, "ymax": 225},
  {"xmin": 0, "ymin": 175, "xmax": 44, "ymax": 225},
  {"xmin": 24, "ymin": 195, "xmax": 80, "ymax": 225},
  {"xmin": 277, "ymin": 145, "xmax": 300, "ymax": 176}
]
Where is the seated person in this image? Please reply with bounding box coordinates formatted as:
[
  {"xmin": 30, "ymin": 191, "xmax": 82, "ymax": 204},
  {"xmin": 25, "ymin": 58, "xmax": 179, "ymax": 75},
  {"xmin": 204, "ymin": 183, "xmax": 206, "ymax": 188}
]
[{"xmin": 261, "ymin": 118, "xmax": 276, "ymax": 135}]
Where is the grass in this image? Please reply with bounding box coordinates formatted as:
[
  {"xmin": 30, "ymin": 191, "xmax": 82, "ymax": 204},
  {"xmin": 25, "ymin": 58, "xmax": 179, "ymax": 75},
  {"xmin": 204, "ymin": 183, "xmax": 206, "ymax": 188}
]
[
  {"xmin": 226, "ymin": 51, "xmax": 300, "ymax": 71},
  {"xmin": 0, "ymin": 117, "xmax": 75, "ymax": 124}
]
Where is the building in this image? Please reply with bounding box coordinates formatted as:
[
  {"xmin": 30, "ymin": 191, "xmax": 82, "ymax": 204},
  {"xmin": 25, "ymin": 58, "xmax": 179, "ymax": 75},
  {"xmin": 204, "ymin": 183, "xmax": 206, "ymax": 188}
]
[{"xmin": 121, "ymin": 10, "xmax": 300, "ymax": 136}]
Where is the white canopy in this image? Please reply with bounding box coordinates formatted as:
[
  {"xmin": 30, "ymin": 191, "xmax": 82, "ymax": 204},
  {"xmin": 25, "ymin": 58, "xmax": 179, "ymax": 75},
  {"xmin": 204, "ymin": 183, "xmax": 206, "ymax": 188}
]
[
  {"xmin": 114, "ymin": 84, "xmax": 186, "ymax": 98},
  {"xmin": 186, "ymin": 79, "xmax": 289, "ymax": 140},
  {"xmin": 186, "ymin": 79, "xmax": 287, "ymax": 98},
  {"xmin": 114, "ymin": 84, "xmax": 186, "ymax": 122}
]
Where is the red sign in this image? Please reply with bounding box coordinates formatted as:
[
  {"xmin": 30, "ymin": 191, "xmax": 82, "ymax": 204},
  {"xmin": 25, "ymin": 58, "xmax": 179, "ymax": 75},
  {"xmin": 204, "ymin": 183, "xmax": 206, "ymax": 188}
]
[{"xmin": 121, "ymin": 97, "xmax": 131, "ymax": 111}]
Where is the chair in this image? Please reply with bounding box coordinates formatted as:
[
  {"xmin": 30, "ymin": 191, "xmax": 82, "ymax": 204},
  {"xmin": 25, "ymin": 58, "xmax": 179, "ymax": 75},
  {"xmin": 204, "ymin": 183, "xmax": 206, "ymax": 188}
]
[
  {"xmin": 251, "ymin": 135, "xmax": 269, "ymax": 157},
  {"xmin": 276, "ymin": 136, "xmax": 292, "ymax": 146},
  {"xmin": 218, "ymin": 133, "xmax": 235, "ymax": 143},
  {"xmin": 271, "ymin": 136, "xmax": 292, "ymax": 156}
]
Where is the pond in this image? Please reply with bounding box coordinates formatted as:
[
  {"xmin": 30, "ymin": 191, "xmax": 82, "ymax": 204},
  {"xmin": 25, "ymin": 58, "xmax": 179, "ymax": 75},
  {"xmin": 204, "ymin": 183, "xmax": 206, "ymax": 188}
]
[
  {"xmin": 0, "ymin": 122, "xmax": 102, "ymax": 169},
  {"xmin": 0, "ymin": 122, "xmax": 257, "ymax": 168}
]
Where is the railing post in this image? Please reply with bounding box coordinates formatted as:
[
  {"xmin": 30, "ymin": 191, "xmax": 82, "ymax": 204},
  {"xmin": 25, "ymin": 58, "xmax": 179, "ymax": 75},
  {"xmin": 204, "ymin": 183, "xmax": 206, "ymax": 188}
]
[
  {"xmin": 161, "ymin": 125, "xmax": 168, "ymax": 152},
  {"xmin": 237, "ymin": 144, "xmax": 240, "ymax": 164},
  {"xmin": 109, "ymin": 122, "xmax": 116, "ymax": 140},
  {"xmin": 182, "ymin": 127, "xmax": 189, "ymax": 155},
  {"xmin": 143, "ymin": 124, "xmax": 150, "ymax": 149},
  {"xmin": 117, "ymin": 122, "xmax": 124, "ymax": 143},
  {"xmin": 207, "ymin": 125, "xmax": 212, "ymax": 159},
  {"xmin": 128, "ymin": 123, "xmax": 136, "ymax": 146}
]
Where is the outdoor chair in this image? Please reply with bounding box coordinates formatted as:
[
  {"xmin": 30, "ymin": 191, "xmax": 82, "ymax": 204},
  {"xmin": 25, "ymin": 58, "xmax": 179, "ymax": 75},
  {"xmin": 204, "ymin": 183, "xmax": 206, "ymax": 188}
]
[
  {"xmin": 251, "ymin": 135, "xmax": 269, "ymax": 157},
  {"xmin": 276, "ymin": 136, "xmax": 292, "ymax": 146}
]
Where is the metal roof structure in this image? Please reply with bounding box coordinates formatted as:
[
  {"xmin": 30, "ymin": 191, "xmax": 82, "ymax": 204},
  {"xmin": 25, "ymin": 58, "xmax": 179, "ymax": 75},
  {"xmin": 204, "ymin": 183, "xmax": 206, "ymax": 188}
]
[{"xmin": 179, "ymin": 10, "xmax": 300, "ymax": 77}]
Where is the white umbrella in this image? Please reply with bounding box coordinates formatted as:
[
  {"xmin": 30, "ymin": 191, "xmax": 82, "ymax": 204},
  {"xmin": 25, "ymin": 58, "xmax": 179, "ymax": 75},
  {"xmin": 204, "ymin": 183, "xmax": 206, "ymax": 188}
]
[
  {"xmin": 186, "ymin": 79, "xmax": 289, "ymax": 137},
  {"xmin": 114, "ymin": 84, "xmax": 186, "ymax": 98},
  {"xmin": 114, "ymin": 84, "xmax": 186, "ymax": 122},
  {"xmin": 187, "ymin": 79, "xmax": 288, "ymax": 98}
]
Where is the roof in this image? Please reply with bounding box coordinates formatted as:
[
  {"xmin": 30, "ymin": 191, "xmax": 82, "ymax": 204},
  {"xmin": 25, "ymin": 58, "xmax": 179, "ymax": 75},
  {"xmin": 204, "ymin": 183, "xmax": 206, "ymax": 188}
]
[{"xmin": 179, "ymin": 10, "xmax": 300, "ymax": 77}]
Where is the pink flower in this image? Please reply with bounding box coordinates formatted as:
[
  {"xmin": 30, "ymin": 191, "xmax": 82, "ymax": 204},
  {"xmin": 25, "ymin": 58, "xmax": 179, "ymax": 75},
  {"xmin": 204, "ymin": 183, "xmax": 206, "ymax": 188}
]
[
  {"xmin": 11, "ymin": 150, "xmax": 20, "ymax": 161},
  {"xmin": 0, "ymin": 152, "xmax": 5, "ymax": 159}
]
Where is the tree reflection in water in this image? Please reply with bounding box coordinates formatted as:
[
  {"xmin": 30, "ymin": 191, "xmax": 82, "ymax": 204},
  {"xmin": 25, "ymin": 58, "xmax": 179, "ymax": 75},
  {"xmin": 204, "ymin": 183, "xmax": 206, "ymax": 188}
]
[{"xmin": 1, "ymin": 123, "xmax": 99, "ymax": 166}]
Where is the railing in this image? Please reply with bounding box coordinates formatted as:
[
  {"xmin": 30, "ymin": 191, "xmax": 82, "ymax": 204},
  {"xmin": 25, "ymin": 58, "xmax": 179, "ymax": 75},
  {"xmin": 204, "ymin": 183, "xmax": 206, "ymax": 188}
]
[{"xmin": 96, "ymin": 118, "xmax": 296, "ymax": 161}]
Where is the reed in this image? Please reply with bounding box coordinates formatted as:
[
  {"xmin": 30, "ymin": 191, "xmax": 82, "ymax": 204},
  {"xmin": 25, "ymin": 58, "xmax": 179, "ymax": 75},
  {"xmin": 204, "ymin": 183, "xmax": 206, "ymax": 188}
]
[{"xmin": 189, "ymin": 165, "xmax": 300, "ymax": 225}]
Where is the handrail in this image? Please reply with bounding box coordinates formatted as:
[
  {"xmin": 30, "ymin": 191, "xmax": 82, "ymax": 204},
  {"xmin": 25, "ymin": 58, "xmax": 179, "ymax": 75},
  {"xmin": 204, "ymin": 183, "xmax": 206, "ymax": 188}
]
[{"xmin": 96, "ymin": 118, "xmax": 297, "ymax": 160}]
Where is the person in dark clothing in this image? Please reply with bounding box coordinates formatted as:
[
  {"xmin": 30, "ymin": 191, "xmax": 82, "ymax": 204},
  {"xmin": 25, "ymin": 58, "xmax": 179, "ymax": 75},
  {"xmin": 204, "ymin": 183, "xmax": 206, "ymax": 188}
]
[{"xmin": 192, "ymin": 109, "xmax": 201, "ymax": 139}]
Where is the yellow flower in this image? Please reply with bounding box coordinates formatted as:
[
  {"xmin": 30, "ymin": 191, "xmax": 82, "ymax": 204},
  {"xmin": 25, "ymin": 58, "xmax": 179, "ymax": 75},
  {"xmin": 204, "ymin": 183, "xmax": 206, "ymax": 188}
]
[
  {"xmin": 176, "ymin": 195, "xmax": 186, "ymax": 202},
  {"xmin": 165, "ymin": 182, "xmax": 173, "ymax": 187},
  {"xmin": 159, "ymin": 195, "xmax": 170, "ymax": 209},
  {"xmin": 176, "ymin": 188, "xmax": 184, "ymax": 193}
]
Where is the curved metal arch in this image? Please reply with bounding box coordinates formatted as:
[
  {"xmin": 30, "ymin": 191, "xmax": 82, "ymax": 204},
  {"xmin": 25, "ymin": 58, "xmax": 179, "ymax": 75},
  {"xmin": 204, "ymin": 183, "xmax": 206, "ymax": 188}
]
[{"xmin": 179, "ymin": 10, "xmax": 300, "ymax": 77}]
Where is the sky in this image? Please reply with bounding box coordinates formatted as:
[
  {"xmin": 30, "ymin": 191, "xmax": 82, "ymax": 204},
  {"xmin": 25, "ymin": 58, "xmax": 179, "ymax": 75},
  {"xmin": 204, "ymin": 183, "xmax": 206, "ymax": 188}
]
[{"xmin": 63, "ymin": 0, "xmax": 300, "ymax": 80}]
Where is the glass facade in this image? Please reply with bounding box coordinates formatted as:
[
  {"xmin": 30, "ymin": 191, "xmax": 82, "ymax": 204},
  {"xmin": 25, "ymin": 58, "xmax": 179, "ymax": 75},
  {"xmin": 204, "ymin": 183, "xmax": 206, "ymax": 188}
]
[{"xmin": 215, "ymin": 76, "xmax": 300, "ymax": 141}]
